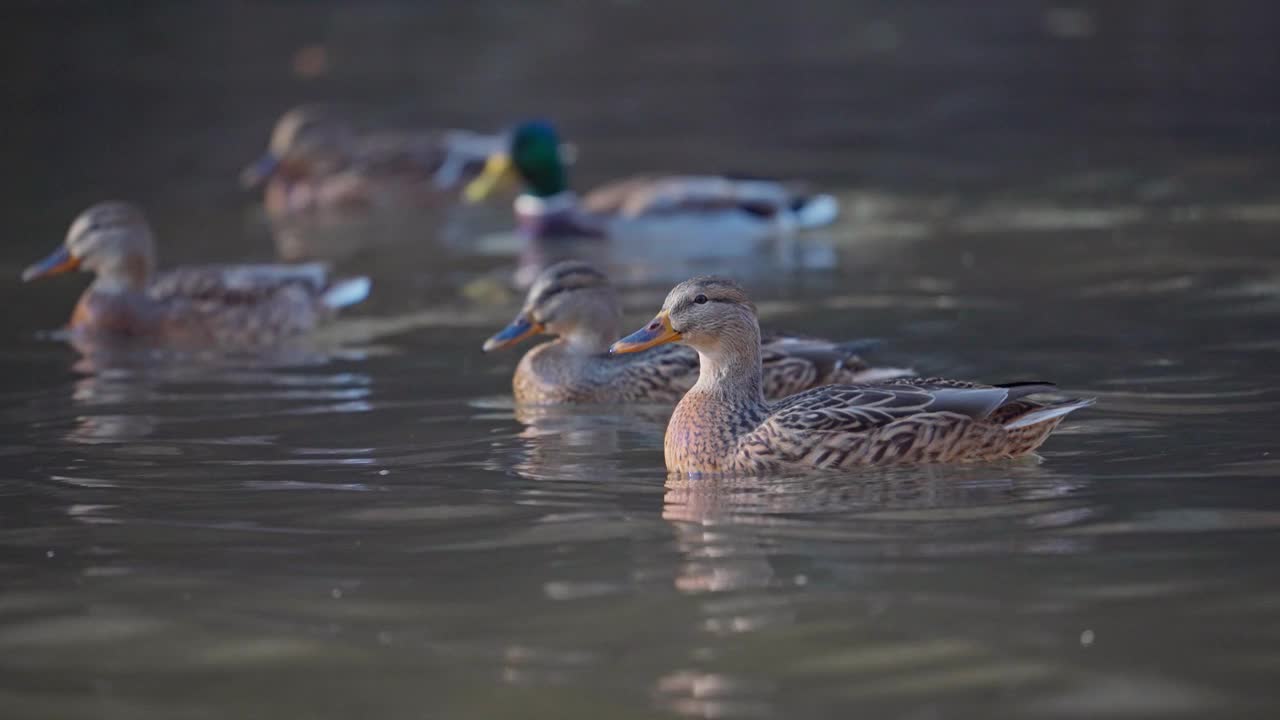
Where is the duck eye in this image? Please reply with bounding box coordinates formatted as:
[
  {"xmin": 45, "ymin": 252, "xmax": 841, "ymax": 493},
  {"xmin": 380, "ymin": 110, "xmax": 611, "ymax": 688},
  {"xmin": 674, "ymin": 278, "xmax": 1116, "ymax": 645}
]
[{"xmin": 693, "ymin": 294, "xmax": 708, "ymax": 305}]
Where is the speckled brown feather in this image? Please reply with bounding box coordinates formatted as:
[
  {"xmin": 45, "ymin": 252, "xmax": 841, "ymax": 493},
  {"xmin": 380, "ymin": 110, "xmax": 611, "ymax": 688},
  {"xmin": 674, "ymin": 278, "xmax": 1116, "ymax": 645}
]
[
  {"xmin": 72, "ymin": 265, "xmax": 352, "ymax": 347},
  {"xmin": 513, "ymin": 337, "xmax": 902, "ymax": 404},
  {"xmin": 620, "ymin": 276, "xmax": 1091, "ymax": 476},
  {"xmin": 666, "ymin": 378, "xmax": 1091, "ymax": 475},
  {"xmin": 502, "ymin": 263, "xmax": 911, "ymax": 405},
  {"xmin": 41, "ymin": 203, "xmax": 364, "ymax": 347},
  {"xmin": 253, "ymin": 107, "xmax": 498, "ymax": 217}
]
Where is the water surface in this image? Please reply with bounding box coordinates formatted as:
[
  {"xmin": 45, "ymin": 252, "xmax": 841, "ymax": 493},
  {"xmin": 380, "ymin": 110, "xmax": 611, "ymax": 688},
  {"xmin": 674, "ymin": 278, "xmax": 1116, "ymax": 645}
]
[{"xmin": 3, "ymin": 2, "xmax": 1280, "ymax": 718}]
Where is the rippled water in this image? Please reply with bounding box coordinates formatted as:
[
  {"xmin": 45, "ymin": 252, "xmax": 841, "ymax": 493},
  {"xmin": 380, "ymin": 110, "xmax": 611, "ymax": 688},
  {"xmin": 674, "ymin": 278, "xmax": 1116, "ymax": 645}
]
[{"xmin": 4, "ymin": 2, "xmax": 1280, "ymax": 718}]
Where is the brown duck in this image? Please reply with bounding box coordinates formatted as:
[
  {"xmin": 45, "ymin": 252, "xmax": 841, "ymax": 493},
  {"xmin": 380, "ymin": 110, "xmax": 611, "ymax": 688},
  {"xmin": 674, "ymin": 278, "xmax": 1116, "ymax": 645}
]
[
  {"xmin": 241, "ymin": 105, "xmax": 505, "ymax": 217},
  {"xmin": 483, "ymin": 261, "xmax": 912, "ymax": 404},
  {"xmin": 610, "ymin": 276, "xmax": 1092, "ymax": 475},
  {"xmin": 22, "ymin": 202, "xmax": 370, "ymax": 347}
]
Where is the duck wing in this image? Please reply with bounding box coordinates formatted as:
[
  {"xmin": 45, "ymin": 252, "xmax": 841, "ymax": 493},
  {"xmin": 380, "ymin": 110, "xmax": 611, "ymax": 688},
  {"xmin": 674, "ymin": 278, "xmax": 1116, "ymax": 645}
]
[
  {"xmin": 738, "ymin": 380, "xmax": 1076, "ymax": 468},
  {"xmin": 351, "ymin": 130, "xmax": 503, "ymax": 187},
  {"xmin": 149, "ymin": 263, "xmax": 332, "ymax": 303},
  {"xmin": 146, "ymin": 264, "xmax": 369, "ymax": 344},
  {"xmin": 765, "ymin": 381, "xmax": 1015, "ymax": 432}
]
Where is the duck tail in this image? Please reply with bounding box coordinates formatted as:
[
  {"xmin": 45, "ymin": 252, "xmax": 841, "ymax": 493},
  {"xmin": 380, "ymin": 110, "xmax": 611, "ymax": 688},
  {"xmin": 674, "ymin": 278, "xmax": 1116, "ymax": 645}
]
[
  {"xmin": 851, "ymin": 366, "xmax": 917, "ymax": 382},
  {"xmin": 833, "ymin": 337, "xmax": 884, "ymax": 354},
  {"xmin": 1003, "ymin": 398, "xmax": 1094, "ymax": 430},
  {"xmin": 321, "ymin": 276, "xmax": 372, "ymax": 310},
  {"xmin": 791, "ymin": 193, "xmax": 840, "ymax": 228},
  {"xmin": 996, "ymin": 381, "xmax": 1060, "ymax": 401}
]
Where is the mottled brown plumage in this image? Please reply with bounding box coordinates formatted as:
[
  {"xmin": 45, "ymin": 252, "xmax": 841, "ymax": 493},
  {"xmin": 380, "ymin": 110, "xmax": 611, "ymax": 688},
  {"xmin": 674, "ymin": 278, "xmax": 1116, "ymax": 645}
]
[
  {"xmin": 22, "ymin": 202, "xmax": 370, "ymax": 347},
  {"xmin": 484, "ymin": 261, "xmax": 912, "ymax": 404},
  {"xmin": 243, "ymin": 105, "xmax": 504, "ymax": 217},
  {"xmin": 610, "ymin": 276, "xmax": 1092, "ymax": 475}
]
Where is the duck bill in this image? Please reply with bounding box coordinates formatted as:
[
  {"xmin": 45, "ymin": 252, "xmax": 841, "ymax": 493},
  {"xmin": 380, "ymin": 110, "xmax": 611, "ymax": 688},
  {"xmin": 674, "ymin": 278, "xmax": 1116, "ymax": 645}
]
[
  {"xmin": 240, "ymin": 152, "xmax": 280, "ymax": 189},
  {"xmin": 610, "ymin": 311, "xmax": 681, "ymax": 354},
  {"xmin": 483, "ymin": 314, "xmax": 544, "ymax": 352},
  {"xmin": 464, "ymin": 153, "xmax": 517, "ymax": 203},
  {"xmin": 22, "ymin": 246, "xmax": 80, "ymax": 282}
]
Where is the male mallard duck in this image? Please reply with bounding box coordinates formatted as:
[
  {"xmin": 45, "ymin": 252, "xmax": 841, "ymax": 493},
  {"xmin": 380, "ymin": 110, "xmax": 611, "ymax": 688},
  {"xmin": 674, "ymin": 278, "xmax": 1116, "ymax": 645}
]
[
  {"xmin": 22, "ymin": 202, "xmax": 371, "ymax": 346},
  {"xmin": 465, "ymin": 120, "xmax": 838, "ymax": 241},
  {"xmin": 484, "ymin": 261, "xmax": 911, "ymax": 404},
  {"xmin": 610, "ymin": 276, "xmax": 1092, "ymax": 475},
  {"xmin": 242, "ymin": 105, "xmax": 505, "ymax": 217}
]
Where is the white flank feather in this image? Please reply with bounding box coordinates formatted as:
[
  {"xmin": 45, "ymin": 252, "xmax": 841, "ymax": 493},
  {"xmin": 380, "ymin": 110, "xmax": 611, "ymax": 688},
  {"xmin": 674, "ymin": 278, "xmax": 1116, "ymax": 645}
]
[
  {"xmin": 793, "ymin": 194, "xmax": 839, "ymax": 228},
  {"xmin": 1003, "ymin": 399, "xmax": 1095, "ymax": 430},
  {"xmin": 321, "ymin": 276, "xmax": 372, "ymax": 309}
]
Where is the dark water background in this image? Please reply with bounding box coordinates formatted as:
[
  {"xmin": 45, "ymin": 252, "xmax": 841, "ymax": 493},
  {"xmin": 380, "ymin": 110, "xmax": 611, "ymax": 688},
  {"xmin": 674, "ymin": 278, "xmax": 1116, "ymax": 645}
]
[{"xmin": 3, "ymin": 1, "xmax": 1280, "ymax": 718}]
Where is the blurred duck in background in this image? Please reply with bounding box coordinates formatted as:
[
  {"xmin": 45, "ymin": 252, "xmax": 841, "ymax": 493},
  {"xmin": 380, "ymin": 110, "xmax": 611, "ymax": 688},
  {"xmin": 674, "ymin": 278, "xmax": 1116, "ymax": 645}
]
[
  {"xmin": 22, "ymin": 202, "xmax": 370, "ymax": 347},
  {"xmin": 465, "ymin": 120, "xmax": 839, "ymax": 242},
  {"xmin": 484, "ymin": 261, "xmax": 911, "ymax": 404},
  {"xmin": 241, "ymin": 105, "xmax": 507, "ymax": 218}
]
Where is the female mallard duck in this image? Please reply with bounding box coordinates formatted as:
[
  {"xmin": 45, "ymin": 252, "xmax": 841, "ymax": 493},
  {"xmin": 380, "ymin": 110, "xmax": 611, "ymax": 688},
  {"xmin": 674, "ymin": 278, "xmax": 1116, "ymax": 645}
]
[
  {"xmin": 22, "ymin": 202, "xmax": 371, "ymax": 346},
  {"xmin": 241, "ymin": 105, "xmax": 505, "ymax": 217},
  {"xmin": 465, "ymin": 120, "xmax": 838, "ymax": 241},
  {"xmin": 610, "ymin": 276, "xmax": 1092, "ymax": 475},
  {"xmin": 484, "ymin": 261, "xmax": 912, "ymax": 404}
]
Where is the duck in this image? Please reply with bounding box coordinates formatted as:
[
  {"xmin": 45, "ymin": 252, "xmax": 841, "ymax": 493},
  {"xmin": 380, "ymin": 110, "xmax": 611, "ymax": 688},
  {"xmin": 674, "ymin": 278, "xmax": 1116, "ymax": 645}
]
[
  {"xmin": 483, "ymin": 261, "xmax": 912, "ymax": 404},
  {"xmin": 241, "ymin": 105, "xmax": 506, "ymax": 217},
  {"xmin": 464, "ymin": 120, "xmax": 839, "ymax": 242},
  {"xmin": 21, "ymin": 202, "xmax": 371, "ymax": 347},
  {"xmin": 609, "ymin": 276, "xmax": 1092, "ymax": 475}
]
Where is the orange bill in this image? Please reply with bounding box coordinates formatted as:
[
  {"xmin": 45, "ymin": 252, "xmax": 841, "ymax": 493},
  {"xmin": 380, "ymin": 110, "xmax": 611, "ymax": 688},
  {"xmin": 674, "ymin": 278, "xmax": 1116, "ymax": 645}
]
[
  {"xmin": 483, "ymin": 313, "xmax": 544, "ymax": 352},
  {"xmin": 609, "ymin": 311, "xmax": 681, "ymax": 354},
  {"xmin": 22, "ymin": 246, "xmax": 80, "ymax": 282},
  {"xmin": 240, "ymin": 152, "xmax": 280, "ymax": 189}
]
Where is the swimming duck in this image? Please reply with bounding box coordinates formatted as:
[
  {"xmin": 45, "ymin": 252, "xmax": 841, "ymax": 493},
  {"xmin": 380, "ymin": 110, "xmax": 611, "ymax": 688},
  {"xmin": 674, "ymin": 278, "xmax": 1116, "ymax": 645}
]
[
  {"xmin": 22, "ymin": 202, "xmax": 371, "ymax": 346},
  {"xmin": 610, "ymin": 276, "xmax": 1092, "ymax": 475},
  {"xmin": 484, "ymin": 261, "xmax": 912, "ymax": 404},
  {"xmin": 242, "ymin": 105, "xmax": 505, "ymax": 217},
  {"xmin": 464, "ymin": 120, "xmax": 839, "ymax": 241}
]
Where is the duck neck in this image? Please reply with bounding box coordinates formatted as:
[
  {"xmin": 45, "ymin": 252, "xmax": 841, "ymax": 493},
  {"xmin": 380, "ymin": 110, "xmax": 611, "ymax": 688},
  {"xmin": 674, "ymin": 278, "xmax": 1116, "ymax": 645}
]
[
  {"xmin": 688, "ymin": 318, "xmax": 767, "ymax": 412},
  {"xmin": 517, "ymin": 153, "xmax": 569, "ymax": 198},
  {"xmin": 553, "ymin": 299, "xmax": 622, "ymax": 355},
  {"xmin": 563, "ymin": 326, "xmax": 618, "ymax": 355},
  {"xmin": 515, "ymin": 191, "xmax": 579, "ymax": 218},
  {"xmin": 89, "ymin": 254, "xmax": 152, "ymax": 295}
]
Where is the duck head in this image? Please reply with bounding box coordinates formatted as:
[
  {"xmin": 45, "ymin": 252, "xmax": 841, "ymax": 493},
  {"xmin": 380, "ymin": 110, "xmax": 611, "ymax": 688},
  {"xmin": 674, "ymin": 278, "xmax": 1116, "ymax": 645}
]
[
  {"xmin": 241, "ymin": 105, "xmax": 353, "ymax": 188},
  {"xmin": 610, "ymin": 276, "xmax": 758, "ymax": 357},
  {"xmin": 483, "ymin": 261, "xmax": 621, "ymax": 354},
  {"xmin": 23, "ymin": 202, "xmax": 157, "ymax": 291},
  {"xmin": 466, "ymin": 120, "xmax": 571, "ymax": 202}
]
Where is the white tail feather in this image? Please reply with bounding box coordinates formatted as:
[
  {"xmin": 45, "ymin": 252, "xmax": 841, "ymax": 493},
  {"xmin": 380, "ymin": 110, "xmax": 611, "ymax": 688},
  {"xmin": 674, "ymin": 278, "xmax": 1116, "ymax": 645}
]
[
  {"xmin": 321, "ymin": 277, "xmax": 372, "ymax": 309},
  {"xmin": 1003, "ymin": 399, "xmax": 1095, "ymax": 430},
  {"xmin": 849, "ymin": 367, "xmax": 916, "ymax": 383},
  {"xmin": 793, "ymin": 194, "xmax": 839, "ymax": 228}
]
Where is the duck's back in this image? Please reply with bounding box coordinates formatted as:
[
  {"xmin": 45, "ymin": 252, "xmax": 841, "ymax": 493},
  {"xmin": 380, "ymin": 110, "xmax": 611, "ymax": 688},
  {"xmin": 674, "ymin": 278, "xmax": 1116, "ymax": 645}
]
[
  {"xmin": 141, "ymin": 263, "xmax": 364, "ymax": 346},
  {"xmin": 759, "ymin": 334, "xmax": 914, "ymax": 398},
  {"xmin": 719, "ymin": 380, "xmax": 1091, "ymax": 473}
]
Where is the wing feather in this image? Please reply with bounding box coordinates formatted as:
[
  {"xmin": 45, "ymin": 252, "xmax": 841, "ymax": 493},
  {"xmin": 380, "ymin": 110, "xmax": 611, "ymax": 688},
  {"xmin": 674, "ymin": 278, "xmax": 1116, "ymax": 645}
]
[{"xmin": 733, "ymin": 378, "xmax": 1071, "ymax": 469}]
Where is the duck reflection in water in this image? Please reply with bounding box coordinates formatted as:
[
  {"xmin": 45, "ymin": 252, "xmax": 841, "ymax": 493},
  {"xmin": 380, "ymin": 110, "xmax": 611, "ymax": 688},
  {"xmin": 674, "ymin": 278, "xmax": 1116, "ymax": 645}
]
[
  {"xmin": 62, "ymin": 343, "xmax": 372, "ymax": 446},
  {"xmin": 505, "ymin": 403, "xmax": 669, "ymax": 483},
  {"xmin": 662, "ymin": 463, "xmax": 1094, "ymax": 602}
]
